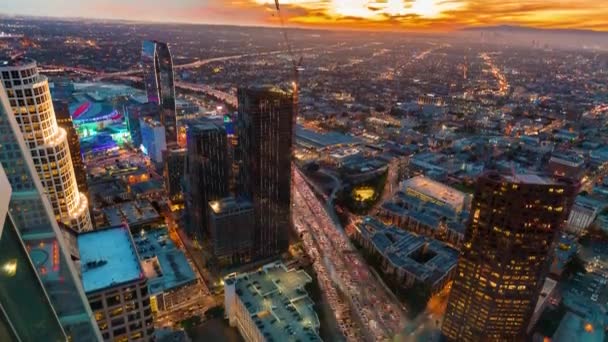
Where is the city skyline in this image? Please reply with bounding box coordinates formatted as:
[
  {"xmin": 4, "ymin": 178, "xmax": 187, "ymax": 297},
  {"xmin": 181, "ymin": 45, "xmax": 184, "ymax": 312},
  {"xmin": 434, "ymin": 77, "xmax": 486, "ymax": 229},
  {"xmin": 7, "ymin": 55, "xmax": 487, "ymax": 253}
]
[
  {"xmin": 1, "ymin": 0, "xmax": 608, "ymax": 32},
  {"xmin": 0, "ymin": 8, "xmax": 606, "ymax": 342}
]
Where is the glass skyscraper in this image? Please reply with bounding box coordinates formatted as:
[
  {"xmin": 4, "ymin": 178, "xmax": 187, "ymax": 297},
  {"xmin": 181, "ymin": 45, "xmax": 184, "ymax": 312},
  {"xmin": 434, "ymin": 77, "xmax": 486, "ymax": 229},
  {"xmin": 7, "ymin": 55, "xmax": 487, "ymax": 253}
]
[
  {"xmin": 0, "ymin": 82, "xmax": 101, "ymax": 340},
  {"xmin": 142, "ymin": 40, "xmax": 177, "ymax": 145},
  {"xmin": 0, "ymin": 57, "xmax": 92, "ymax": 232},
  {"xmin": 237, "ymin": 85, "xmax": 294, "ymax": 259},
  {"xmin": 0, "ymin": 165, "xmax": 66, "ymax": 342},
  {"xmin": 441, "ymin": 173, "xmax": 578, "ymax": 341}
]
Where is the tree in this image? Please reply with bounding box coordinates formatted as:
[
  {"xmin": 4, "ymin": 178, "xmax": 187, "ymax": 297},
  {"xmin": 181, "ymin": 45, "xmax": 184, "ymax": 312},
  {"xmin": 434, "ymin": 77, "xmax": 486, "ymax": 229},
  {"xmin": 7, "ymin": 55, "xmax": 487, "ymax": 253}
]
[{"xmin": 562, "ymin": 255, "xmax": 587, "ymax": 279}]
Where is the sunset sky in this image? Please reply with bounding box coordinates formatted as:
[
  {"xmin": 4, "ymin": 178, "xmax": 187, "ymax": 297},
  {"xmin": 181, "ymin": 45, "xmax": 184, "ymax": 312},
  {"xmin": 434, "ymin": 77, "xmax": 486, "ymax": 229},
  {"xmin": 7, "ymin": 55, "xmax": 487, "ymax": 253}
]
[{"xmin": 2, "ymin": 0, "xmax": 607, "ymax": 32}]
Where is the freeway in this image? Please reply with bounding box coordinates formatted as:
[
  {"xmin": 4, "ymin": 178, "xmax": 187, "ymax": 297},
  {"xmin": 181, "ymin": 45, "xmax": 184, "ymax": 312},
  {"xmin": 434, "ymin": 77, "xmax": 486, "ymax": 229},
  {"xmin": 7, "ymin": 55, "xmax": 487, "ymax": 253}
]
[{"xmin": 293, "ymin": 168, "xmax": 407, "ymax": 341}]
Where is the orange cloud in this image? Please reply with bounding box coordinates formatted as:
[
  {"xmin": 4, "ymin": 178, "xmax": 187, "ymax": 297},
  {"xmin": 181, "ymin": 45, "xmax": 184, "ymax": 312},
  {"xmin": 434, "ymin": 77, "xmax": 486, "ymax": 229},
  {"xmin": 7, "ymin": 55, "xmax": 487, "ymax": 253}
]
[{"xmin": 232, "ymin": 0, "xmax": 608, "ymax": 31}]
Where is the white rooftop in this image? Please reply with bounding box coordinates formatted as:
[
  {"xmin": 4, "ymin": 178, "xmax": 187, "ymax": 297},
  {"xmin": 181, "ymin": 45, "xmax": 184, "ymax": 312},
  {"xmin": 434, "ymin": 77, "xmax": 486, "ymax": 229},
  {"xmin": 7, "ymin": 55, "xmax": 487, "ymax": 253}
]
[
  {"xmin": 78, "ymin": 227, "xmax": 142, "ymax": 293},
  {"xmin": 401, "ymin": 176, "xmax": 466, "ymax": 211}
]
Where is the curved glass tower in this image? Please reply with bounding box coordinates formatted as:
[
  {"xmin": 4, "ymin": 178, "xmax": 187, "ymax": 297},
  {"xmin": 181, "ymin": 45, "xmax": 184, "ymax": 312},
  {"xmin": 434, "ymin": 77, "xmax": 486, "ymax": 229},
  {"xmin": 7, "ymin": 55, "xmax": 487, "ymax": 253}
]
[
  {"xmin": 0, "ymin": 79, "xmax": 101, "ymax": 340},
  {"xmin": 142, "ymin": 40, "xmax": 177, "ymax": 145},
  {"xmin": 0, "ymin": 57, "xmax": 92, "ymax": 232}
]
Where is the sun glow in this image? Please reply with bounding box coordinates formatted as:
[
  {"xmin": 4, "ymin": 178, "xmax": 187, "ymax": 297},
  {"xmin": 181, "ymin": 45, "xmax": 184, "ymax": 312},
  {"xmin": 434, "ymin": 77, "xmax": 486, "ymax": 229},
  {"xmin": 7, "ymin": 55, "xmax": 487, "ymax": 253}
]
[{"xmin": 251, "ymin": 0, "xmax": 606, "ymax": 31}]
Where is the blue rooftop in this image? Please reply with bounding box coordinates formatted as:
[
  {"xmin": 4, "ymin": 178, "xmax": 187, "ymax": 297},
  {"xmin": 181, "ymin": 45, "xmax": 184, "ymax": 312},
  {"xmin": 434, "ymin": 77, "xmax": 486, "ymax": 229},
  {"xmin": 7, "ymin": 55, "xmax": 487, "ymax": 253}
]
[
  {"xmin": 78, "ymin": 227, "xmax": 142, "ymax": 293},
  {"xmin": 134, "ymin": 228, "xmax": 196, "ymax": 295}
]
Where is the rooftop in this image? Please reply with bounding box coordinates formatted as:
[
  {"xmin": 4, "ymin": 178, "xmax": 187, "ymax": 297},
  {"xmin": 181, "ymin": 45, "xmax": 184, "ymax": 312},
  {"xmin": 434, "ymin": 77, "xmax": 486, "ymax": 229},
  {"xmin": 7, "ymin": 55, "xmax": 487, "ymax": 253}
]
[
  {"xmin": 356, "ymin": 217, "xmax": 459, "ymax": 286},
  {"xmin": 209, "ymin": 196, "xmax": 253, "ymax": 215},
  {"xmin": 77, "ymin": 226, "xmax": 142, "ymax": 293},
  {"xmin": 552, "ymin": 311, "xmax": 605, "ymax": 342},
  {"xmin": 0, "ymin": 56, "xmax": 36, "ymax": 68},
  {"xmin": 295, "ymin": 125, "xmax": 360, "ymax": 149},
  {"xmin": 134, "ymin": 228, "xmax": 196, "ymax": 295},
  {"xmin": 102, "ymin": 200, "xmax": 161, "ymax": 226},
  {"xmin": 226, "ymin": 262, "xmax": 321, "ymax": 342},
  {"xmin": 401, "ymin": 176, "xmax": 467, "ymax": 212}
]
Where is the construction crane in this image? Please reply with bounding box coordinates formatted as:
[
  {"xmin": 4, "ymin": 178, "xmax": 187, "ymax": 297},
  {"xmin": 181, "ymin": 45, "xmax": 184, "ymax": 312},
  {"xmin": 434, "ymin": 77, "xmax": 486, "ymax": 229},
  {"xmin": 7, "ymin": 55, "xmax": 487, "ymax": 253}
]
[{"xmin": 274, "ymin": 0, "xmax": 303, "ymax": 118}]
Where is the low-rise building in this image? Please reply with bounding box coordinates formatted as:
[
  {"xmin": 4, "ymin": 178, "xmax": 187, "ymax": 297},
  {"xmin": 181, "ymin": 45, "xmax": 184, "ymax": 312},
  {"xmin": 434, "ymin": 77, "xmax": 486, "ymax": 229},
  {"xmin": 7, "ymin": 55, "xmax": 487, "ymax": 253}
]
[
  {"xmin": 548, "ymin": 152, "xmax": 585, "ymax": 180},
  {"xmin": 566, "ymin": 195, "xmax": 606, "ymax": 235},
  {"xmin": 224, "ymin": 261, "xmax": 322, "ymax": 342},
  {"xmin": 140, "ymin": 117, "xmax": 167, "ymax": 163},
  {"xmin": 102, "ymin": 200, "xmax": 162, "ymax": 228},
  {"xmin": 77, "ymin": 226, "xmax": 154, "ymax": 341},
  {"xmin": 134, "ymin": 228, "xmax": 197, "ymax": 312},
  {"xmin": 354, "ymin": 217, "xmax": 459, "ymax": 294}
]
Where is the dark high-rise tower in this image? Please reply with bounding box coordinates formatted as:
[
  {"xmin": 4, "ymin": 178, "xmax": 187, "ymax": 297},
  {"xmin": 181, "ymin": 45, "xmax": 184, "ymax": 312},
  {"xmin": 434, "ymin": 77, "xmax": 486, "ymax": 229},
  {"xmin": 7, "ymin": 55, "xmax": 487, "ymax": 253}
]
[
  {"xmin": 184, "ymin": 119, "xmax": 230, "ymax": 242},
  {"xmin": 237, "ymin": 85, "xmax": 294, "ymax": 258},
  {"xmin": 142, "ymin": 40, "xmax": 177, "ymax": 145},
  {"xmin": 163, "ymin": 148, "xmax": 186, "ymax": 204},
  {"xmin": 53, "ymin": 100, "xmax": 88, "ymax": 195},
  {"xmin": 442, "ymin": 173, "xmax": 578, "ymax": 341}
]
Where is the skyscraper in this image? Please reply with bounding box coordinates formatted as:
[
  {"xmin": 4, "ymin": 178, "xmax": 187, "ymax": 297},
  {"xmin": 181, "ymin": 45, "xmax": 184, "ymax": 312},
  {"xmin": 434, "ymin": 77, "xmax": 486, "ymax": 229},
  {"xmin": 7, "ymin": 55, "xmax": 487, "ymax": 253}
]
[
  {"xmin": 53, "ymin": 100, "xmax": 88, "ymax": 195},
  {"xmin": 237, "ymin": 85, "xmax": 294, "ymax": 258},
  {"xmin": 0, "ymin": 57, "xmax": 92, "ymax": 232},
  {"xmin": 0, "ymin": 81, "xmax": 101, "ymax": 340},
  {"xmin": 442, "ymin": 173, "xmax": 578, "ymax": 341},
  {"xmin": 184, "ymin": 119, "xmax": 230, "ymax": 242},
  {"xmin": 0, "ymin": 165, "xmax": 66, "ymax": 342},
  {"xmin": 142, "ymin": 40, "xmax": 177, "ymax": 145},
  {"xmin": 163, "ymin": 147, "xmax": 186, "ymax": 204}
]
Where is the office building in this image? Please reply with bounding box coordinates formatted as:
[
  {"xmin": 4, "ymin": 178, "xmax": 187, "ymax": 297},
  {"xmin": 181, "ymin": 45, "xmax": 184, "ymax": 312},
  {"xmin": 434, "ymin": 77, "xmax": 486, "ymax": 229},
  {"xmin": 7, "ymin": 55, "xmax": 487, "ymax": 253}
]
[
  {"xmin": 0, "ymin": 165, "xmax": 66, "ymax": 342},
  {"xmin": 442, "ymin": 173, "xmax": 578, "ymax": 341},
  {"xmin": 208, "ymin": 197, "xmax": 255, "ymax": 266},
  {"xmin": 163, "ymin": 148, "xmax": 186, "ymax": 204},
  {"xmin": 140, "ymin": 117, "xmax": 167, "ymax": 163},
  {"xmin": 237, "ymin": 85, "xmax": 294, "ymax": 258},
  {"xmin": 54, "ymin": 100, "xmax": 88, "ymax": 195},
  {"xmin": 0, "ymin": 80, "xmax": 101, "ymax": 340},
  {"xmin": 184, "ymin": 119, "xmax": 230, "ymax": 241},
  {"xmin": 125, "ymin": 102, "xmax": 160, "ymax": 148},
  {"xmin": 78, "ymin": 227, "xmax": 154, "ymax": 342},
  {"xmin": 224, "ymin": 261, "xmax": 321, "ymax": 342},
  {"xmin": 142, "ymin": 40, "xmax": 177, "ymax": 145},
  {"xmin": 0, "ymin": 57, "xmax": 92, "ymax": 232}
]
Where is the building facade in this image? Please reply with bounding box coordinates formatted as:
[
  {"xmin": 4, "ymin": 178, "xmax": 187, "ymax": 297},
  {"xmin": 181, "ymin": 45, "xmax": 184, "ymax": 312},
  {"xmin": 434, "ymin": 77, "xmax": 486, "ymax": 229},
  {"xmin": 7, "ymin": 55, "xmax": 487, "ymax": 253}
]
[
  {"xmin": 163, "ymin": 148, "xmax": 186, "ymax": 204},
  {"xmin": 0, "ymin": 165, "xmax": 66, "ymax": 342},
  {"xmin": 184, "ymin": 119, "xmax": 230, "ymax": 241},
  {"xmin": 142, "ymin": 40, "xmax": 177, "ymax": 145},
  {"xmin": 140, "ymin": 117, "xmax": 167, "ymax": 164},
  {"xmin": 237, "ymin": 85, "xmax": 294, "ymax": 258},
  {"xmin": 224, "ymin": 261, "xmax": 321, "ymax": 342},
  {"xmin": 53, "ymin": 100, "xmax": 88, "ymax": 195},
  {"xmin": 78, "ymin": 227, "xmax": 154, "ymax": 342},
  {"xmin": 208, "ymin": 197, "xmax": 255, "ymax": 266},
  {"xmin": 125, "ymin": 102, "xmax": 160, "ymax": 148},
  {"xmin": 0, "ymin": 57, "xmax": 92, "ymax": 232},
  {"xmin": 0, "ymin": 81, "xmax": 101, "ymax": 340},
  {"xmin": 442, "ymin": 173, "xmax": 578, "ymax": 341}
]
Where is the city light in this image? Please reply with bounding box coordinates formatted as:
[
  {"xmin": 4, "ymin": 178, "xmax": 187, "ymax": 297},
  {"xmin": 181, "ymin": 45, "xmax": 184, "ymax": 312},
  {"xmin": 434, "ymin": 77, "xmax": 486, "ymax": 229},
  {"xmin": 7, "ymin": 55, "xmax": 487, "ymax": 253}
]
[
  {"xmin": 2, "ymin": 259, "xmax": 17, "ymax": 277},
  {"xmin": 0, "ymin": 5, "xmax": 605, "ymax": 342}
]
